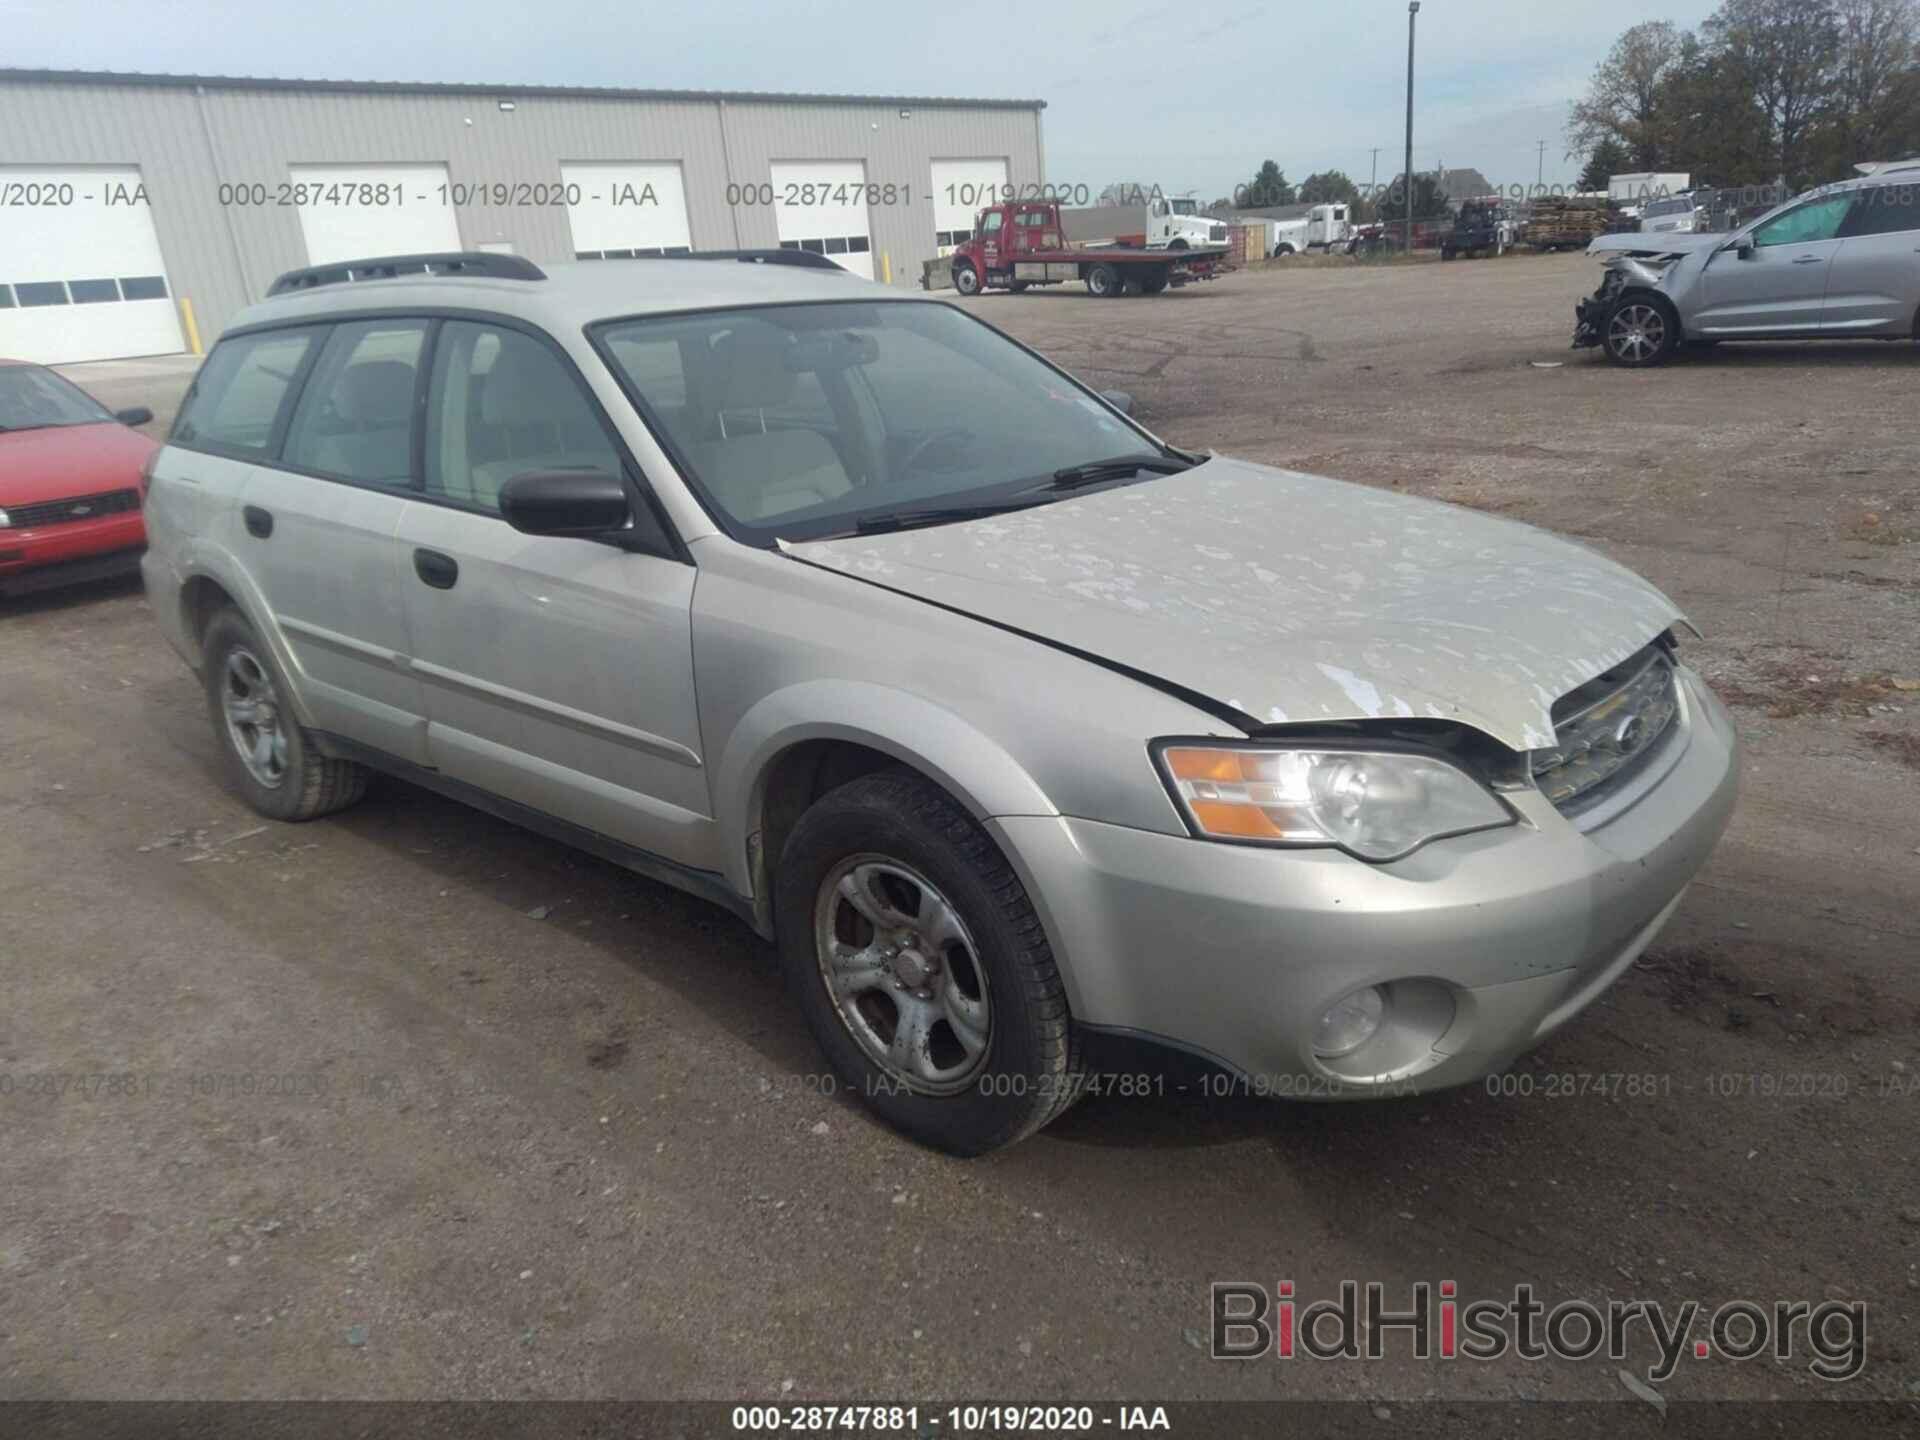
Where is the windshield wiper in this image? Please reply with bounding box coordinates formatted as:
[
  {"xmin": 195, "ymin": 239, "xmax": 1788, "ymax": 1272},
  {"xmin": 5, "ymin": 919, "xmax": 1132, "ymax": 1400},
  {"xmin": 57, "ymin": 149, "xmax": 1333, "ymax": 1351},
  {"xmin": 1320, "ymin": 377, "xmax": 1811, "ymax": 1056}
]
[
  {"xmin": 1039, "ymin": 452, "xmax": 1194, "ymax": 493},
  {"xmin": 841, "ymin": 499, "xmax": 1050, "ymax": 536}
]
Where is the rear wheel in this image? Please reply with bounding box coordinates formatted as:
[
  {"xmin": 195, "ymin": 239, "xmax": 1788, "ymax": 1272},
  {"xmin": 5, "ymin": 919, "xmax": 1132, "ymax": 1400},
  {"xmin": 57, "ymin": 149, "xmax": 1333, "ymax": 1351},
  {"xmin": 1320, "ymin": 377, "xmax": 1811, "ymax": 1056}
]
[
  {"xmin": 952, "ymin": 262, "xmax": 981, "ymax": 296},
  {"xmin": 1603, "ymin": 297, "xmax": 1680, "ymax": 367},
  {"xmin": 202, "ymin": 608, "xmax": 368, "ymax": 822},
  {"xmin": 1008, "ymin": 280, "xmax": 1029, "ymax": 294},
  {"xmin": 1085, "ymin": 263, "xmax": 1121, "ymax": 298},
  {"xmin": 775, "ymin": 772, "xmax": 1080, "ymax": 1155},
  {"xmin": 1139, "ymin": 271, "xmax": 1169, "ymax": 294}
]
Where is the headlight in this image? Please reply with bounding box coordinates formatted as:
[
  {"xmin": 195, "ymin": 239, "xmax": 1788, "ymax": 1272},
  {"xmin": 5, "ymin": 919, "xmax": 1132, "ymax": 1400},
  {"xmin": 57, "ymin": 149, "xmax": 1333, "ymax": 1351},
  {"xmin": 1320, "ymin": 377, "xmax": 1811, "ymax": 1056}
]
[
  {"xmin": 0, "ymin": 507, "xmax": 11, "ymax": 527},
  {"xmin": 1156, "ymin": 743, "xmax": 1514, "ymax": 862}
]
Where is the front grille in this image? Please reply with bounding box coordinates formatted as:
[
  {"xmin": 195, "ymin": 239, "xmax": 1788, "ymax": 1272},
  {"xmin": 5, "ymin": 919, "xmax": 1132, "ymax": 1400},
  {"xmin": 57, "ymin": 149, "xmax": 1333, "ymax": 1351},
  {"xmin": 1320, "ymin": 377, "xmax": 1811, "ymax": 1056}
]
[
  {"xmin": 1209, "ymin": 225, "xmax": 1228, "ymax": 242},
  {"xmin": 2, "ymin": 489, "xmax": 141, "ymax": 529},
  {"xmin": 1531, "ymin": 647, "xmax": 1680, "ymax": 810}
]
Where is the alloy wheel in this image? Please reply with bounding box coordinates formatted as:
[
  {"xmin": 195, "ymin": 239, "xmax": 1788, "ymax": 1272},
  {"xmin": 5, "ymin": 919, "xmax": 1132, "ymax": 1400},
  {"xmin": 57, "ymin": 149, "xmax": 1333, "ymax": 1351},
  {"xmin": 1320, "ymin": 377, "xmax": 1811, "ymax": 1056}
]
[
  {"xmin": 1608, "ymin": 303, "xmax": 1668, "ymax": 364},
  {"xmin": 221, "ymin": 646, "xmax": 289, "ymax": 788},
  {"xmin": 813, "ymin": 855, "xmax": 991, "ymax": 1094}
]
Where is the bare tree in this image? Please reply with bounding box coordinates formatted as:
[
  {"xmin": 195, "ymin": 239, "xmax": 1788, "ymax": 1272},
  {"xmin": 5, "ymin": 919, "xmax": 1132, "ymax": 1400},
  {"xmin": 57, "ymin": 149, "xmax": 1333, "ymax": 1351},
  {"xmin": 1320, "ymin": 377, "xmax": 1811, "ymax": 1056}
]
[
  {"xmin": 1705, "ymin": 0, "xmax": 1845, "ymax": 183},
  {"xmin": 1828, "ymin": 0, "xmax": 1920, "ymax": 161},
  {"xmin": 1569, "ymin": 21, "xmax": 1685, "ymax": 167}
]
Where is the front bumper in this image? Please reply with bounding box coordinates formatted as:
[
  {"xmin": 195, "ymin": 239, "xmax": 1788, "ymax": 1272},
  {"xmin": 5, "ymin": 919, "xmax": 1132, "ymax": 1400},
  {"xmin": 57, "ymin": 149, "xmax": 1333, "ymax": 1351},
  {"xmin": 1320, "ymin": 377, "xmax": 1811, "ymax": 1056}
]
[
  {"xmin": 991, "ymin": 666, "xmax": 1738, "ymax": 1098},
  {"xmin": 0, "ymin": 512, "xmax": 147, "ymax": 595}
]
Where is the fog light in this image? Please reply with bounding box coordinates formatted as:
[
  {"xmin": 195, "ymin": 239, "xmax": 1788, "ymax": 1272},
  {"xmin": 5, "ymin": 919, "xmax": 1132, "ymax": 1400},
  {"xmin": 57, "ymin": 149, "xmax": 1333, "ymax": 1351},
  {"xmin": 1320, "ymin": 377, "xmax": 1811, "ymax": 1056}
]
[{"xmin": 1313, "ymin": 987, "xmax": 1386, "ymax": 1058}]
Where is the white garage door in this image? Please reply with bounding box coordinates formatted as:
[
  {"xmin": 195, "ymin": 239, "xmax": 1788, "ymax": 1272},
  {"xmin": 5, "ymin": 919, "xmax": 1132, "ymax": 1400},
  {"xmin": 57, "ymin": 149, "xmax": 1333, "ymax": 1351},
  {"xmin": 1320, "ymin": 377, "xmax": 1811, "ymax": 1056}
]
[
  {"xmin": 0, "ymin": 165, "xmax": 184, "ymax": 364},
  {"xmin": 563, "ymin": 163, "xmax": 693, "ymax": 259},
  {"xmin": 290, "ymin": 164, "xmax": 461, "ymax": 266},
  {"xmin": 931, "ymin": 158, "xmax": 1010, "ymax": 253},
  {"xmin": 769, "ymin": 161, "xmax": 873, "ymax": 280}
]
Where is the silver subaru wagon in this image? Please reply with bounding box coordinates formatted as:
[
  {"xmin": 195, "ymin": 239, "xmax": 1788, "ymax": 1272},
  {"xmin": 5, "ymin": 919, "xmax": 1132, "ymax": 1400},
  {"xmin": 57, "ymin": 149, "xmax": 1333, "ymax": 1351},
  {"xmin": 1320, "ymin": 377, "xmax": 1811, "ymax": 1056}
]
[{"xmin": 144, "ymin": 249, "xmax": 1738, "ymax": 1154}]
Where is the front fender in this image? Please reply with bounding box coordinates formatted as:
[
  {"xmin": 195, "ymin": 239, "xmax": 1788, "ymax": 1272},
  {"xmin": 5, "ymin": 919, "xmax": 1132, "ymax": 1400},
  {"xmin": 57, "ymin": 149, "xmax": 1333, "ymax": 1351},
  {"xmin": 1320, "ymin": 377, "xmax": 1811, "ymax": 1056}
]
[{"xmin": 712, "ymin": 679, "xmax": 1059, "ymax": 907}]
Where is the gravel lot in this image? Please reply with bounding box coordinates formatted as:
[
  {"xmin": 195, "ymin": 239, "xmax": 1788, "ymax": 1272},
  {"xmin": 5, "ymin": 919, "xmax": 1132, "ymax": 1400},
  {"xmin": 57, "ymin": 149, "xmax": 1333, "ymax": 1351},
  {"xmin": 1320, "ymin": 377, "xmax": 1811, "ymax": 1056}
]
[{"xmin": 4, "ymin": 254, "xmax": 1916, "ymax": 1412}]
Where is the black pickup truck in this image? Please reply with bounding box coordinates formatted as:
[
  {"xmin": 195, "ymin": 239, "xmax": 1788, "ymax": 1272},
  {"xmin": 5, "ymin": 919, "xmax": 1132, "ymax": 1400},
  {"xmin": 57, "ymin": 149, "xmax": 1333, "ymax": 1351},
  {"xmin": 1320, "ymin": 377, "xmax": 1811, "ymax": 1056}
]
[{"xmin": 1440, "ymin": 199, "xmax": 1515, "ymax": 260}]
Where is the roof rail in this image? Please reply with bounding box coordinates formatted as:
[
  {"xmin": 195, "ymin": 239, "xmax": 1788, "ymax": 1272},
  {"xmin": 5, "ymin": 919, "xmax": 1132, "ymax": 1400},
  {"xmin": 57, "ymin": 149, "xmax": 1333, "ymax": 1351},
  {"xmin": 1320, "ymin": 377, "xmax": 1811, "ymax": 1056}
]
[
  {"xmin": 267, "ymin": 251, "xmax": 546, "ymax": 296},
  {"xmin": 665, "ymin": 249, "xmax": 853, "ymax": 273}
]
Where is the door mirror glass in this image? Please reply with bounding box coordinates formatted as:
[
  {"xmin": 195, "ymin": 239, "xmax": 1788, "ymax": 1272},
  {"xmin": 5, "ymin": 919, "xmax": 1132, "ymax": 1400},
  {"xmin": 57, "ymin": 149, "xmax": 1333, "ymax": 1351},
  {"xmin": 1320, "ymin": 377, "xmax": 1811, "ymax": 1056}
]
[{"xmin": 498, "ymin": 470, "xmax": 633, "ymax": 538}]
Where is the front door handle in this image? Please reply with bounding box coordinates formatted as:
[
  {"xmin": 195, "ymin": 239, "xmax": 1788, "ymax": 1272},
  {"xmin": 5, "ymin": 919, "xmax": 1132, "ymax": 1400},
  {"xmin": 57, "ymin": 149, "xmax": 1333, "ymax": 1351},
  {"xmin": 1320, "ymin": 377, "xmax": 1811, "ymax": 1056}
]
[
  {"xmin": 242, "ymin": 505, "xmax": 273, "ymax": 538},
  {"xmin": 1792, "ymin": 255, "xmax": 1826, "ymax": 264},
  {"xmin": 413, "ymin": 548, "xmax": 459, "ymax": 590}
]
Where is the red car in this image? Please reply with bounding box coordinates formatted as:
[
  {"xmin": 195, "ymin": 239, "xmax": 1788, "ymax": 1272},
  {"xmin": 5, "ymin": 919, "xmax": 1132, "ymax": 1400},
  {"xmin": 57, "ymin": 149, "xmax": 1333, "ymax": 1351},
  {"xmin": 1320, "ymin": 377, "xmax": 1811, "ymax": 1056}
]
[{"xmin": 0, "ymin": 359, "xmax": 158, "ymax": 596}]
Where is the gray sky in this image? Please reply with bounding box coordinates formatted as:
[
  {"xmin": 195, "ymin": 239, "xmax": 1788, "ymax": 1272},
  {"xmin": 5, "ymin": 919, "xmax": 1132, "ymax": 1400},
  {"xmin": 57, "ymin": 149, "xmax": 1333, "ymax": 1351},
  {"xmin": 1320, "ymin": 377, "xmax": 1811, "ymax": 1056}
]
[{"xmin": 6, "ymin": 0, "xmax": 1717, "ymax": 196}]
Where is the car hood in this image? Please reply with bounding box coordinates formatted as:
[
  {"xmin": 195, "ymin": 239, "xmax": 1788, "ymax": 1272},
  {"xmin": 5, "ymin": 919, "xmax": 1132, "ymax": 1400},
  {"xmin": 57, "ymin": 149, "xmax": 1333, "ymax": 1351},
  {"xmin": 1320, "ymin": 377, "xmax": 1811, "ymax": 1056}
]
[
  {"xmin": 0, "ymin": 422, "xmax": 157, "ymax": 504},
  {"xmin": 789, "ymin": 457, "xmax": 1688, "ymax": 752},
  {"xmin": 1588, "ymin": 231, "xmax": 1727, "ymax": 256}
]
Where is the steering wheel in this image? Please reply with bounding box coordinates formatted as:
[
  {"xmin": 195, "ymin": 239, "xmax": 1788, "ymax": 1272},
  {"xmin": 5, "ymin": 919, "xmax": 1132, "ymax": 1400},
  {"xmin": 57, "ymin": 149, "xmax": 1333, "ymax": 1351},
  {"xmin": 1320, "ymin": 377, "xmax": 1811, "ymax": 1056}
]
[{"xmin": 897, "ymin": 427, "xmax": 975, "ymax": 478}]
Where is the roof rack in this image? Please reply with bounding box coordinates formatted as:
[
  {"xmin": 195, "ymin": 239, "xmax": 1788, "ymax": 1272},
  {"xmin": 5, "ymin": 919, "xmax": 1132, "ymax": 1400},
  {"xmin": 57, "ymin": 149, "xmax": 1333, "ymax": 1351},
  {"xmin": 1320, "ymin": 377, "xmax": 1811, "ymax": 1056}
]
[
  {"xmin": 666, "ymin": 249, "xmax": 853, "ymax": 273},
  {"xmin": 267, "ymin": 251, "xmax": 546, "ymax": 296}
]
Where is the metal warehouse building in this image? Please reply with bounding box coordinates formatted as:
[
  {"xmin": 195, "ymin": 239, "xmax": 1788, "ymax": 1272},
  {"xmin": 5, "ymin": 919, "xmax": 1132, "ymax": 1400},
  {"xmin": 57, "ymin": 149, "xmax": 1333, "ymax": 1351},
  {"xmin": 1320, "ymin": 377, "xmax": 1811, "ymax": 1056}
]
[{"xmin": 0, "ymin": 68, "xmax": 1046, "ymax": 364}]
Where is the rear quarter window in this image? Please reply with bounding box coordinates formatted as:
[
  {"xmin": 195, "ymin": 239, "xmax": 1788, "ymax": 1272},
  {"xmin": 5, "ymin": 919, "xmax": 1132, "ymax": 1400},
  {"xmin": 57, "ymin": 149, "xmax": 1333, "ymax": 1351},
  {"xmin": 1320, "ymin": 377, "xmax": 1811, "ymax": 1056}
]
[{"xmin": 172, "ymin": 328, "xmax": 321, "ymax": 456}]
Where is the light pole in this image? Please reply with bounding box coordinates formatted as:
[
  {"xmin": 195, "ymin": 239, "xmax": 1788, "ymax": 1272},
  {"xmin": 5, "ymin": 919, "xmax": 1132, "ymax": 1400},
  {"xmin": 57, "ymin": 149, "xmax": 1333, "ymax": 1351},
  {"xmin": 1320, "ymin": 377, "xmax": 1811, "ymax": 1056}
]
[{"xmin": 1404, "ymin": 1, "xmax": 1420, "ymax": 252}]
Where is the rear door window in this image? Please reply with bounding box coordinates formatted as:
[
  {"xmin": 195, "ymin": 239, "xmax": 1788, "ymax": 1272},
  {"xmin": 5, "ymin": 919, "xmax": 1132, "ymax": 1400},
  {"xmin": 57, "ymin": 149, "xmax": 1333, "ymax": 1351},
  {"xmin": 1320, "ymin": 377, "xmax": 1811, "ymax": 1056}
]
[
  {"xmin": 1839, "ymin": 184, "xmax": 1920, "ymax": 238},
  {"xmin": 172, "ymin": 328, "xmax": 322, "ymax": 455},
  {"xmin": 281, "ymin": 319, "xmax": 430, "ymax": 489}
]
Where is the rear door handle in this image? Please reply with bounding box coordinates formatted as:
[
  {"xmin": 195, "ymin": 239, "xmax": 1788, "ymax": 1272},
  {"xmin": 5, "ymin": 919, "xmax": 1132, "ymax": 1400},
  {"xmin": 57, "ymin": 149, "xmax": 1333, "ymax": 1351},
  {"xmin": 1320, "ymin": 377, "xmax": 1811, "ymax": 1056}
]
[
  {"xmin": 413, "ymin": 548, "xmax": 459, "ymax": 590},
  {"xmin": 242, "ymin": 505, "xmax": 273, "ymax": 538}
]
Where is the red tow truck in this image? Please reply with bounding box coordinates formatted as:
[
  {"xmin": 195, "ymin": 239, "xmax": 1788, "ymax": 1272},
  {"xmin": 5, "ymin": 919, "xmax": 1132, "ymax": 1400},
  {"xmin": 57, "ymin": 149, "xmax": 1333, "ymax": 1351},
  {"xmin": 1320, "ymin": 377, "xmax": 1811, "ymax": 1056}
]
[{"xmin": 947, "ymin": 199, "xmax": 1232, "ymax": 298}]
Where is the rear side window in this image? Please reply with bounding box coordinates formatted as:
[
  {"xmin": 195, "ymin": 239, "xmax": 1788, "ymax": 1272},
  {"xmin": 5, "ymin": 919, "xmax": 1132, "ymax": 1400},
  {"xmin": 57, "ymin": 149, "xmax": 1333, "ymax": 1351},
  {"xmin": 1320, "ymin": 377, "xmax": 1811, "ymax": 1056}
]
[
  {"xmin": 282, "ymin": 319, "xmax": 429, "ymax": 488},
  {"xmin": 424, "ymin": 321, "xmax": 623, "ymax": 513},
  {"xmin": 173, "ymin": 328, "xmax": 320, "ymax": 455},
  {"xmin": 1839, "ymin": 184, "xmax": 1920, "ymax": 238}
]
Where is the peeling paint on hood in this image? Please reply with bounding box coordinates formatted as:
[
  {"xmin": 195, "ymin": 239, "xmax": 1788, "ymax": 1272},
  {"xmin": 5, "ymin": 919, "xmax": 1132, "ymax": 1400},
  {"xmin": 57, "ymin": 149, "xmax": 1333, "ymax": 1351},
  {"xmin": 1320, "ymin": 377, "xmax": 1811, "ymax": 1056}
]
[{"xmin": 791, "ymin": 456, "xmax": 1688, "ymax": 752}]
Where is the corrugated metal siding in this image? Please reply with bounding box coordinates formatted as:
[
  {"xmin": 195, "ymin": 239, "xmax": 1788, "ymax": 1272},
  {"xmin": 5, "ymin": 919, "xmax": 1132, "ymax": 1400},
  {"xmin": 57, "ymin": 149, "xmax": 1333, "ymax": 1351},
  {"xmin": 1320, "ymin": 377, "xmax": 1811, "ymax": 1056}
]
[{"xmin": 0, "ymin": 76, "xmax": 1043, "ymax": 343}]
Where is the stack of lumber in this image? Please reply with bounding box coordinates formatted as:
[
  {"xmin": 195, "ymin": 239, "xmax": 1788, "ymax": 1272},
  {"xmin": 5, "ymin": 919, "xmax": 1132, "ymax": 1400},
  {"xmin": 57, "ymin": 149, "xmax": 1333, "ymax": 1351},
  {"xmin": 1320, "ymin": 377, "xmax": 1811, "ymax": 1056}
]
[{"xmin": 1524, "ymin": 196, "xmax": 1612, "ymax": 249}]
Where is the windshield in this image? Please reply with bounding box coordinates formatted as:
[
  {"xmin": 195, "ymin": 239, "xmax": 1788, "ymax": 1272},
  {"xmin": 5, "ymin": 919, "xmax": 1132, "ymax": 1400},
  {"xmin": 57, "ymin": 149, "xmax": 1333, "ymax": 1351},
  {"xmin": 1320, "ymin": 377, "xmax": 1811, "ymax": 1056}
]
[
  {"xmin": 0, "ymin": 364, "xmax": 113, "ymax": 432},
  {"xmin": 596, "ymin": 300, "xmax": 1168, "ymax": 543},
  {"xmin": 1171, "ymin": 199, "xmax": 1198, "ymax": 215}
]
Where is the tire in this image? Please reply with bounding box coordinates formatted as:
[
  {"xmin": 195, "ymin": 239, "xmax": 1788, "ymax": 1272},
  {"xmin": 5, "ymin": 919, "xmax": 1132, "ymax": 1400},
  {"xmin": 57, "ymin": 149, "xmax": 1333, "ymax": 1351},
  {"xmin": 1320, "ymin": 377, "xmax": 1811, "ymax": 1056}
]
[
  {"xmin": 1008, "ymin": 280, "xmax": 1029, "ymax": 294},
  {"xmin": 1168, "ymin": 238, "xmax": 1189, "ymax": 251},
  {"xmin": 1140, "ymin": 271, "xmax": 1169, "ymax": 294},
  {"xmin": 1603, "ymin": 296, "xmax": 1681, "ymax": 367},
  {"xmin": 774, "ymin": 771, "xmax": 1080, "ymax": 1156},
  {"xmin": 1272, "ymin": 244, "xmax": 1296, "ymax": 258},
  {"xmin": 1085, "ymin": 263, "xmax": 1121, "ymax": 298},
  {"xmin": 1441, "ymin": 248, "xmax": 1455, "ymax": 261},
  {"xmin": 951, "ymin": 262, "xmax": 981, "ymax": 296},
  {"xmin": 202, "ymin": 608, "xmax": 369, "ymax": 822}
]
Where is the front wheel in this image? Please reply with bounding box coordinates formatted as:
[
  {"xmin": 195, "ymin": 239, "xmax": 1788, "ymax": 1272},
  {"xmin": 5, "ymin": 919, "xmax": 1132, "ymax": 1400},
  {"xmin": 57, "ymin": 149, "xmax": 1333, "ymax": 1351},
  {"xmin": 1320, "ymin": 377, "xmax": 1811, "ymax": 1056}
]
[
  {"xmin": 1603, "ymin": 297, "xmax": 1680, "ymax": 367},
  {"xmin": 775, "ymin": 772, "xmax": 1080, "ymax": 1155},
  {"xmin": 1085, "ymin": 262, "xmax": 1121, "ymax": 298},
  {"xmin": 951, "ymin": 262, "xmax": 981, "ymax": 296}
]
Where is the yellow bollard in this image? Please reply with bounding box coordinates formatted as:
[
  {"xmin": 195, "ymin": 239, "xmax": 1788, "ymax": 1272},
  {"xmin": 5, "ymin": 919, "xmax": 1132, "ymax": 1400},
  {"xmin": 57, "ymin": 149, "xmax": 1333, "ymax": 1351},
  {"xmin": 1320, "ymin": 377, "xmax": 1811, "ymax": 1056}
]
[
  {"xmin": 179, "ymin": 297, "xmax": 203, "ymax": 356},
  {"xmin": 881, "ymin": 252, "xmax": 892, "ymax": 286}
]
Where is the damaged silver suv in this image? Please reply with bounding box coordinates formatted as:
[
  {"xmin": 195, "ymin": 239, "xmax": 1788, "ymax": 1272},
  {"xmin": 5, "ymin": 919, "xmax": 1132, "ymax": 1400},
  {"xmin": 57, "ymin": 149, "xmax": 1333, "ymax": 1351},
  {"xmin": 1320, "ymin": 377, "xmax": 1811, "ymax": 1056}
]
[
  {"xmin": 145, "ymin": 248, "xmax": 1738, "ymax": 1154},
  {"xmin": 1577, "ymin": 160, "xmax": 1920, "ymax": 365}
]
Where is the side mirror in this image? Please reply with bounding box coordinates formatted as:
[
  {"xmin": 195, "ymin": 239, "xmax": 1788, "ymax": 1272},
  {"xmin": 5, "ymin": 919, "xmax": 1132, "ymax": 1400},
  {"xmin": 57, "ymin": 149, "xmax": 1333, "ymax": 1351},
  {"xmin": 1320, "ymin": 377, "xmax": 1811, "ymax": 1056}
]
[
  {"xmin": 498, "ymin": 470, "xmax": 633, "ymax": 538},
  {"xmin": 1101, "ymin": 389, "xmax": 1135, "ymax": 415},
  {"xmin": 115, "ymin": 406, "xmax": 154, "ymax": 427},
  {"xmin": 1734, "ymin": 241, "xmax": 1756, "ymax": 260}
]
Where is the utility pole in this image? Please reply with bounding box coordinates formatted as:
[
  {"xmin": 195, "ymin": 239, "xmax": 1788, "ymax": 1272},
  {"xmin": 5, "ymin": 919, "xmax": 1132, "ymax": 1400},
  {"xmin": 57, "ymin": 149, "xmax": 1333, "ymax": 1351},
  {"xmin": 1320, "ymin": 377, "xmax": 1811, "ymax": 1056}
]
[
  {"xmin": 1537, "ymin": 139, "xmax": 1547, "ymax": 189},
  {"xmin": 1369, "ymin": 147, "xmax": 1381, "ymax": 204},
  {"xmin": 1404, "ymin": 2, "xmax": 1420, "ymax": 252}
]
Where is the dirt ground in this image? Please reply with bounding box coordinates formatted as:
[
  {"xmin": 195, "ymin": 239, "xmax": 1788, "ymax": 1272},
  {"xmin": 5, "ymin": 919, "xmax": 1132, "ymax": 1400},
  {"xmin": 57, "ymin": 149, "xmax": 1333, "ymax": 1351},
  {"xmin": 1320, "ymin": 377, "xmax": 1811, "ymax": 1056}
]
[{"xmin": 3, "ymin": 255, "xmax": 1916, "ymax": 1415}]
